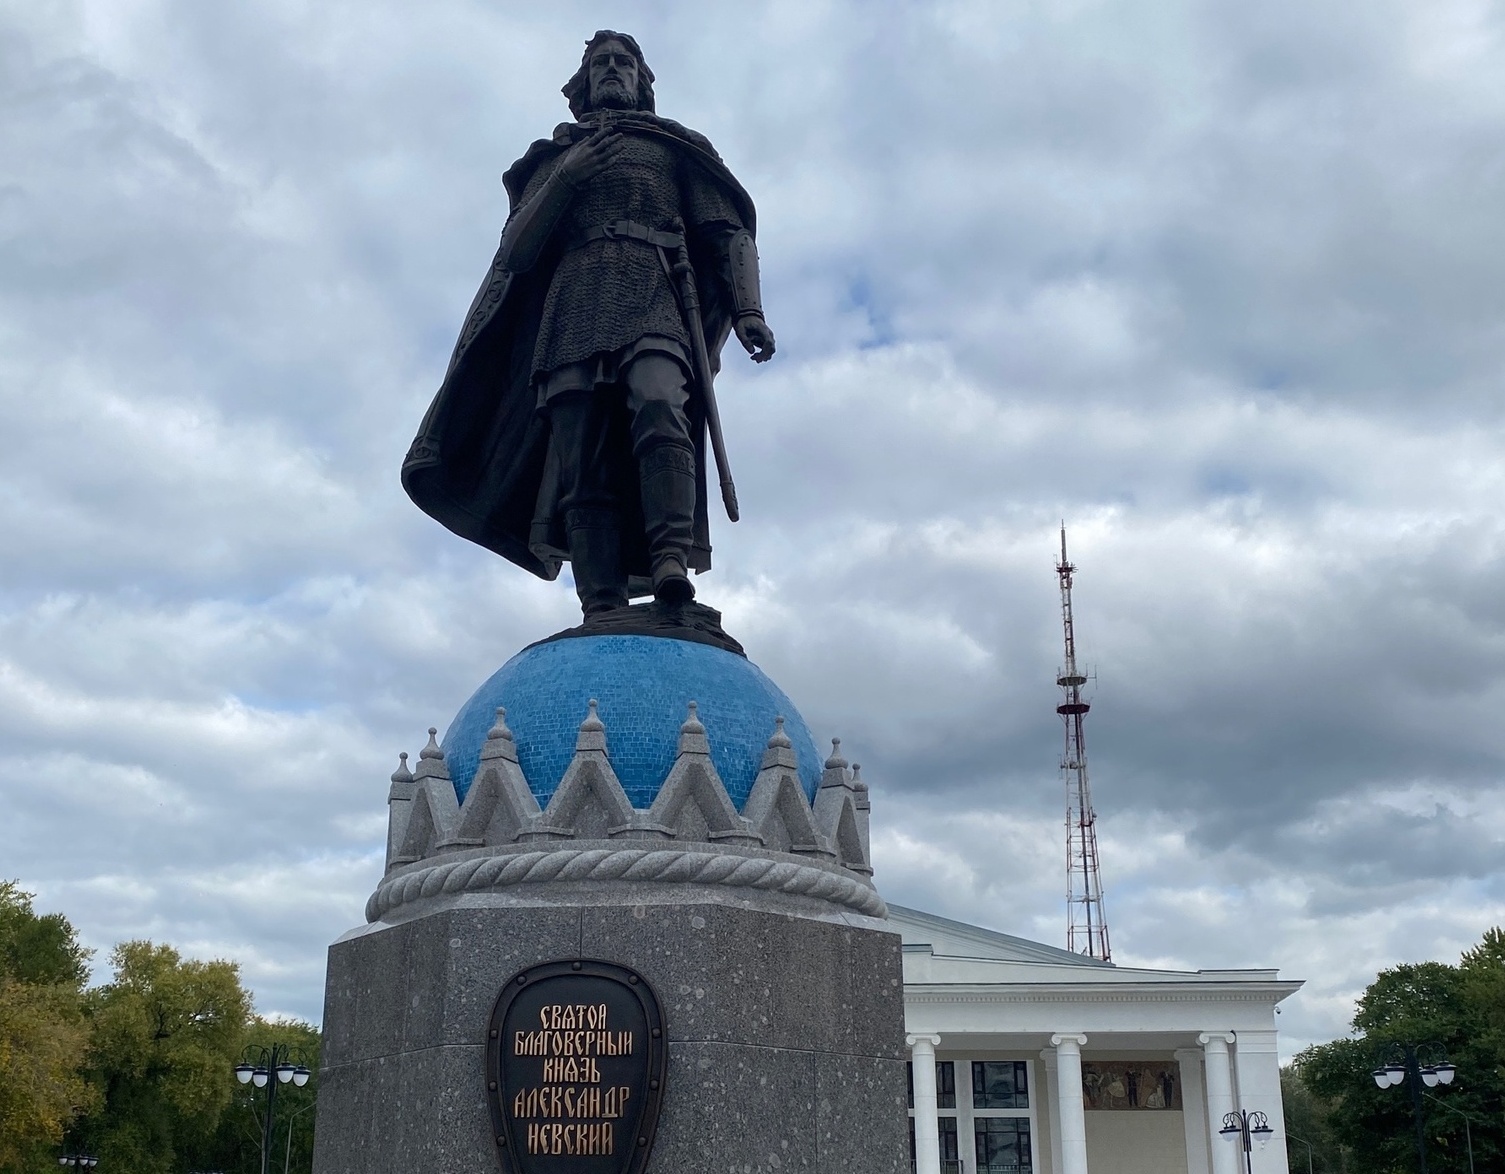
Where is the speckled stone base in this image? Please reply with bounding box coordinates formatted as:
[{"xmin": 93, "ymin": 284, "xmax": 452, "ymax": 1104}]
[{"xmin": 311, "ymin": 897, "xmax": 908, "ymax": 1174}]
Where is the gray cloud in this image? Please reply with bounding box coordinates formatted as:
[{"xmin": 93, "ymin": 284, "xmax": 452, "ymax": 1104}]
[{"xmin": 2, "ymin": 0, "xmax": 1503, "ymax": 1050}]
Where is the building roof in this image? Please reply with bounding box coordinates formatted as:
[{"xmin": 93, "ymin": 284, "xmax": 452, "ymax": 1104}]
[
  {"xmin": 891, "ymin": 904, "xmax": 1304, "ymax": 1041},
  {"xmin": 890, "ymin": 903, "xmax": 1301, "ymax": 997},
  {"xmin": 889, "ymin": 903, "xmax": 1117, "ymax": 968}
]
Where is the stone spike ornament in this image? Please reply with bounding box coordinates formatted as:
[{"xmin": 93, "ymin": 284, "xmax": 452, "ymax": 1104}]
[
  {"xmin": 813, "ymin": 739, "xmax": 874, "ymax": 876},
  {"xmin": 743, "ymin": 727, "xmax": 832, "ymax": 859},
  {"xmin": 649, "ymin": 708, "xmax": 755, "ymax": 845},
  {"xmin": 758, "ymin": 714, "xmax": 799, "ymax": 771},
  {"xmin": 367, "ymin": 705, "xmax": 880, "ymax": 921},
  {"xmin": 445, "ymin": 717, "xmax": 541, "ymax": 851},
  {"xmin": 481, "ymin": 706, "xmax": 518, "ymax": 761},
  {"xmin": 391, "ymin": 773, "xmax": 461, "ymax": 867},
  {"xmin": 385, "ymin": 751, "xmax": 417, "ymax": 868},
  {"xmin": 851, "ymin": 761, "xmax": 873, "ymax": 859},
  {"xmin": 575, "ymin": 698, "xmax": 608, "ymax": 753},
  {"xmin": 675, "ymin": 700, "xmax": 709, "ymax": 756},
  {"xmin": 538, "ymin": 708, "xmax": 636, "ymax": 840}
]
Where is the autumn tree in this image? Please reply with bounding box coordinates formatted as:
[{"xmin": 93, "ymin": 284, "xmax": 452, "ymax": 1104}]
[
  {"xmin": 0, "ymin": 881, "xmax": 94, "ymax": 1173},
  {"xmin": 83, "ymin": 940, "xmax": 252, "ymax": 1174}
]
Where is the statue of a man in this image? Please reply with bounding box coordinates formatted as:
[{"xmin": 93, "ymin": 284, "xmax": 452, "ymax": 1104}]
[{"xmin": 402, "ymin": 30, "xmax": 775, "ymax": 618}]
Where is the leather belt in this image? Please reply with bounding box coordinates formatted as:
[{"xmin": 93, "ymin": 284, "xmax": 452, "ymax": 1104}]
[{"xmin": 566, "ymin": 219, "xmax": 685, "ymax": 251}]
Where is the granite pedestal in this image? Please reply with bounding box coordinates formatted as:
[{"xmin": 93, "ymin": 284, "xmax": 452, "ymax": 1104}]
[{"xmin": 312, "ymin": 636, "xmax": 908, "ymax": 1172}]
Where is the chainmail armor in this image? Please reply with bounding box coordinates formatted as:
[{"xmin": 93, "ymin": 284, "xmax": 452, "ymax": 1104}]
[{"xmin": 527, "ymin": 132, "xmax": 744, "ymax": 381}]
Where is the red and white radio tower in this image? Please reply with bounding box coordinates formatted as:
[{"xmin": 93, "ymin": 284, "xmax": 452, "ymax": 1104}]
[{"xmin": 1056, "ymin": 525, "xmax": 1111, "ymax": 961}]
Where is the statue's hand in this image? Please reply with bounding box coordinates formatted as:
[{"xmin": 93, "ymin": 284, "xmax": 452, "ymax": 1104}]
[
  {"xmin": 735, "ymin": 314, "xmax": 776, "ymax": 363},
  {"xmin": 557, "ymin": 128, "xmax": 625, "ymax": 188}
]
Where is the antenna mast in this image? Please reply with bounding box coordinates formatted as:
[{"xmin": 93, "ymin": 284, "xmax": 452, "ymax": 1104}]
[{"xmin": 1056, "ymin": 525, "xmax": 1111, "ymax": 961}]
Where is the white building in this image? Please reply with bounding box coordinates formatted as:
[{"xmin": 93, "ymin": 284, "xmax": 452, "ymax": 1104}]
[{"xmin": 892, "ymin": 904, "xmax": 1302, "ymax": 1174}]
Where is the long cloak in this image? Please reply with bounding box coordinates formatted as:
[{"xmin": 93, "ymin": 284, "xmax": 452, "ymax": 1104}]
[{"xmin": 401, "ymin": 115, "xmax": 756, "ymax": 592}]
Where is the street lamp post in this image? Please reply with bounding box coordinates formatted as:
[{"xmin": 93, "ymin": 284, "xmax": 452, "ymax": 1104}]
[
  {"xmin": 1286, "ymin": 1132, "xmax": 1315, "ymax": 1174},
  {"xmin": 1423, "ymin": 1092, "xmax": 1476, "ymax": 1174},
  {"xmin": 283, "ymin": 1100, "xmax": 317, "ymax": 1174},
  {"xmin": 233, "ymin": 1044, "xmax": 311, "ymax": 1174},
  {"xmin": 1219, "ymin": 1109, "xmax": 1274, "ymax": 1174},
  {"xmin": 1371, "ymin": 1042, "xmax": 1456, "ymax": 1174}
]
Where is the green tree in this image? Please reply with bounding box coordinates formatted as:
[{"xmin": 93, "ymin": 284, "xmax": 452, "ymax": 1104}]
[
  {"xmin": 83, "ymin": 940, "xmax": 252, "ymax": 1174},
  {"xmin": 1281, "ymin": 1063, "xmax": 1348, "ymax": 1172},
  {"xmin": 1295, "ymin": 933, "xmax": 1505, "ymax": 1174},
  {"xmin": 1460, "ymin": 928, "xmax": 1505, "ymax": 1063},
  {"xmin": 0, "ymin": 881, "xmax": 94, "ymax": 1173},
  {"xmin": 0, "ymin": 881, "xmax": 90, "ymax": 988}
]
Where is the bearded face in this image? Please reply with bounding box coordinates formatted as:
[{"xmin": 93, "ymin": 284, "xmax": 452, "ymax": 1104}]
[{"xmin": 588, "ymin": 38, "xmax": 640, "ymax": 111}]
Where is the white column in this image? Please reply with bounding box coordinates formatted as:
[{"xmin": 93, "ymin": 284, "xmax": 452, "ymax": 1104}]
[
  {"xmin": 908, "ymin": 1034, "xmax": 942, "ymax": 1174},
  {"xmin": 1174, "ymin": 1047, "xmax": 1211, "ymax": 1174},
  {"xmin": 1051, "ymin": 1033, "xmax": 1090, "ymax": 1174},
  {"xmin": 1233, "ymin": 1031, "xmax": 1289, "ymax": 1174},
  {"xmin": 1039, "ymin": 1047, "xmax": 1065, "ymax": 1174},
  {"xmin": 1200, "ymin": 1033, "xmax": 1239, "ymax": 1174}
]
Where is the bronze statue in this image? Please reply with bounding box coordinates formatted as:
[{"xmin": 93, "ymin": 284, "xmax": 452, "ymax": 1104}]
[{"xmin": 403, "ymin": 31, "xmax": 776, "ymax": 619}]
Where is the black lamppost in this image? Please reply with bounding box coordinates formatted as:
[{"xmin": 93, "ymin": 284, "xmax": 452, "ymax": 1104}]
[
  {"xmin": 1371, "ymin": 1042, "xmax": 1456, "ymax": 1174},
  {"xmin": 1219, "ymin": 1109, "xmax": 1274, "ymax": 1174},
  {"xmin": 56, "ymin": 1158, "xmax": 99, "ymax": 1169},
  {"xmin": 233, "ymin": 1044, "xmax": 311, "ymax": 1174}
]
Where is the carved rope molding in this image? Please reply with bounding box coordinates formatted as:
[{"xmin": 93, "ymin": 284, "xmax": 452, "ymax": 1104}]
[{"xmin": 366, "ymin": 844, "xmax": 888, "ymax": 922}]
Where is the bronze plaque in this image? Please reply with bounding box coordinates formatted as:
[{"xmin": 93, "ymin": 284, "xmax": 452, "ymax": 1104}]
[{"xmin": 486, "ymin": 960, "xmax": 667, "ymax": 1174}]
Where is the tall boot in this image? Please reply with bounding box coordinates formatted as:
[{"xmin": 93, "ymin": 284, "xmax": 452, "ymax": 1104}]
[
  {"xmin": 565, "ymin": 508, "xmax": 629, "ymax": 617},
  {"xmin": 638, "ymin": 445, "xmax": 697, "ymax": 604}
]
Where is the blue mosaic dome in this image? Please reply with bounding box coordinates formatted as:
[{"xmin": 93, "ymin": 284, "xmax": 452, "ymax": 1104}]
[{"xmin": 441, "ymin": 635, "xmax": 822, "ymax": 810}]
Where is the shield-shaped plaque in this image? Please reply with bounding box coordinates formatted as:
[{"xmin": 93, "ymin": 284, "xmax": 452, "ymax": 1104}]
[{"xmin": 485, "ymin": 960, "xmax": 668, "ymax": 1174}]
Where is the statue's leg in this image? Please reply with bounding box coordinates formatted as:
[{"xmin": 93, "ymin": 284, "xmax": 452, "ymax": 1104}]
[
  {"xmin": 548, "ymin": 390, "xmax": 629, "ymax": 617},
  {"xmin": 624, "ymin": 353, "xmax": 696, "ymax": 605}
]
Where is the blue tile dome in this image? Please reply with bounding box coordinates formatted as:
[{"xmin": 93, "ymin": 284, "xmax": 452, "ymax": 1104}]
[{"xmin": 441, "ymin": 635, "xmax": 822, "ymax": 810}]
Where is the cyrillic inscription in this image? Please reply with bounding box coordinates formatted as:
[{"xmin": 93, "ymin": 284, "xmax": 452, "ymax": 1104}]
[
  {"xmin": 513, "ymin": 1028, "xmax": 634, "ymax": 1056},
  {"xmin": 486, "ymin": 962, "xmax": 667, "ymax": 1174}
]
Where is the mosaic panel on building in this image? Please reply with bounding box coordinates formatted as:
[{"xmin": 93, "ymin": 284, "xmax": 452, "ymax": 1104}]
[{"xmin": 1081, "ymin": 1062, "xmax": 1182, "ymax": 1111}]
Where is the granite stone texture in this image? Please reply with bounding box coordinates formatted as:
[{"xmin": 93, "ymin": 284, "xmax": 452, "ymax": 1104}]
[
  {"xmin": 651, "ymin": 1040, "xmax": 818, "ymax": 1170},
  {"xmin": 440, "ymin": 636, "xmax": 823, "ymax": 807},
  {"xmin": 313, "ymin": 895, "xmax": 907, "ymax": 1172},
  {"xmin": 320, "ymin": 905, "xmax": 583, "ymax": 1063},
  {"xmin": 579, "ymin": 901, "xmax": 907, "ymax": 1056},
  {"xmin": 312, "ymin": 1044, "xmax": 490, "ymax": 1174},
  {"xmin": 814, "ymin": 1052, "xmax": 909, "ymax": 1174}
]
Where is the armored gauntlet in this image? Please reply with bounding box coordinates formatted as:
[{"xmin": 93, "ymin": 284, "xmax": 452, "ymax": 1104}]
[{"xmin": 726, "ymin": 228, "xmax": 764, "ymax": 320}]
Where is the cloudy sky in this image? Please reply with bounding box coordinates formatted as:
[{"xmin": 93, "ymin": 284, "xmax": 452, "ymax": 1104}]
[{"xmin": 3, "ymin": 0, "xmax": 1504, "ymax": 1058}]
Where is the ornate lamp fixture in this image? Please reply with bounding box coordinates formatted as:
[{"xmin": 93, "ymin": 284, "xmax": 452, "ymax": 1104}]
[
  {"xmin": 1371, "ymin": 1041, "xmax": 1456, "ymax": 1174},
  {"xmin": 1219, "ymin": 1109, "xmax": 1274, "ymax": 1174},
  {"xmin": 233, "ymin": 1043, "xmax": 313, "ymax": 1174}
]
